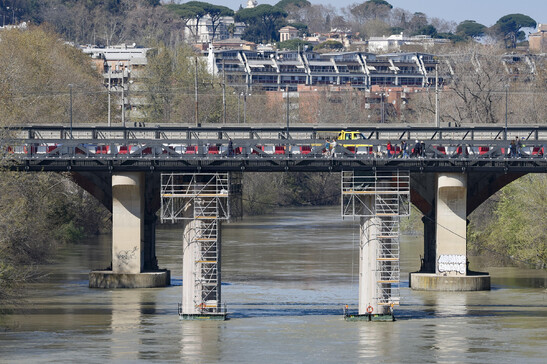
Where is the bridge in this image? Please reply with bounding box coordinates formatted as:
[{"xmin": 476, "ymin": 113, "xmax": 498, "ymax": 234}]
[{"xmin": 4, "ymin": 124, "xmax": 546, "ymax": 321}]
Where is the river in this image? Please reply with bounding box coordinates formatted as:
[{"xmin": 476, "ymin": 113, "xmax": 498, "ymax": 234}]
[{"xmin": 1, "ymin": 206, "xmax": 546, "ymax": 363}]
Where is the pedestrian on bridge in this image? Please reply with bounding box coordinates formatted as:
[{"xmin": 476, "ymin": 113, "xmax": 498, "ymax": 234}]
[
  {"xmin": 386, "ymin": 141, "xmax": 394, "ymax": 158},
  {"xmin": 516, "ymin": 136, "xmax": 523, "ymax": 158},
  {"xmin": 228, "ymin": 138, "xmax": 234, "ymax": 156},
  {"xmin": 401, "ymin": 140, "xmax": 409, "ymax": 158},
  {"xmin": 509, "ymin": 139, "xmax": 516, "ymax": 158},
  {"xmin": 324, "ymin": 139, "xmax": 331, "ymax": 156},
  {"xmin": 412, "ymin": 140, "xmax": 421, "ymax": 158}
]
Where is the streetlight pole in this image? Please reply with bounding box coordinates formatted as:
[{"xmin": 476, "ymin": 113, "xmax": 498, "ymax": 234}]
[
  {"xmin": 222, "ymin": 58, "xmax": 226, "ymax": 124},
  {"xmin": 237, "ymin": 92, "xmax": 241, "ymax": 123},
  {"xmin": 194, "ymin": 56, "xmax": 199, "ymax": 127},
  {"xmin": 286, "ymin": 89, "xmax": 290, "ymax": 137},
  {"xmin": 243, "ymin": 93, "xmax": 247, "ymax": 124},
  {"xmin": 69, "ymin": 84, "xmax": 73, "ymax": 138},
  {"xmin": 108, "ymin": 69, "xmax": 111, "ymax": 127},
  {"xmin": 435, "ymin": 63, "xmax": 440, "ymax": 128},
  {"xmin": 505, "ymin": 85, "xmax": 508, "ymax": 140},
  {"xmin": 121, "ymin": 68, "xmax": 125, "ymax": 127}
]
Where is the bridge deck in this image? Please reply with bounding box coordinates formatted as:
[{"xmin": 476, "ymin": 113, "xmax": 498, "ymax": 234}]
[{"xmin": 3, "ymin": 125, "xmax": 546, "ymax": 172}]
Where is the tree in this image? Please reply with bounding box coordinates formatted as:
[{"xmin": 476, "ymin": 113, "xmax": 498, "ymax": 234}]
[
  {"xmin": 0, "ymin": 26, "xmax": 106, "ymax": 125},
  {"xmin": 290, "ymin": 22, "xmax": 308, "ymax": 36},
  {"xmin": 203, "ymin": 4, "xmax": 234, "ymax": 40},
  {"xmin": 142, "ymin": 43, "xmax": 230, "ymax": 124},
  {"xmin": 277, "ymin": 38, "xmax": 313, "ymax": 50},
  {"xmin": 297, "ymin": 4, "xmax": 337, "ymax": 33},
  {"xmin": 408, "ymin": 12, "xmax": 428, "ymax": 33},
  {"xmin": 165, "ymin": 2, "xmax": 208, "ymax": 42},
  {"xmin": 469, "ymin": 174, "xmax": 547, "ymax": 269},
  {"xmin": 349, "ymin": 0, "xmax": 392, "ymax": 23},
  {"xmin": 492, "ymin": 13, "xmax": 536, "ymax": 48},
  {"xmin": 456, "ymin": 20, "xmax": 486, "ymax": 39},
  {"xmin": 275, "ymin": 0, "xmax": 311, "ymax": 10},
  {"xmin": 315, "ymin": 40, "xmax": 344, "ymax": 51},
  {"xmin": 236, "ymin": 4, "xmax": 287, "ymax": 43},
  {"xmin": 413, "ymin": 24, "xmax": 437, "ymax": 37}
]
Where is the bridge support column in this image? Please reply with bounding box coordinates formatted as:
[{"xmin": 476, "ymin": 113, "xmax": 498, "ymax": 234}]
[
  {"xmin": 410, "ymin": 173, "xmax": 489, "ymax": 291},
  {"xmin": 89, "ymin": 172, "xmax": 170, "ymax": 288},
  {"xmin": 359, "ymin": 216, "xmax": 390, "ymax": 317}
]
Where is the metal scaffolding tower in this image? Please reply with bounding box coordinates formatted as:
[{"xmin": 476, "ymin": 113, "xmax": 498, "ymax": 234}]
[
  {"xmin": 161, "ymin": 173, "xmax": 230, "ymax": 319},
  {"xmin": 342, "ymin": 170, "xmax": 410, "ymax": 314}
]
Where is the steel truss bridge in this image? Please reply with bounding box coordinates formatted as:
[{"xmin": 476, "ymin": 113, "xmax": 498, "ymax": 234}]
[{"xmin": 3, "ymin": 125, "xmax": 547, "ymax": 173}]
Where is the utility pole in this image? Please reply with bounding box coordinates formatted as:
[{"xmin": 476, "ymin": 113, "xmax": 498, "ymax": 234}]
[
  {"xmin": 195, "ymin": 56, "xmax": 199, "ymax": 127},
  {"xmin": 69, "ymin": 84, "xmax": 73, "ymax": 138},
  {"xmin": 505, "ymin": 85, "xmax": 508, "ymax": 140},
  {"xmin": 222, "ymin": 58, "xmax": 226, "ymax": 124},
  {"xmin": 380, "ymin": 91, "xmax": 385, "ymax": 123},
  {"xmin": 237, "ymin": 92, "xmax": 241, "ymax": 123},
  {"xmin": 243, "ymin": 93, "xmax": 247, "ymax": 124},
  {"xmin": 121, "ymin": 68, "xmax": 125, "ymax": 127},
  {"xmin": 286, "ymin": 89, "xmax": 290, "ymax": 137},
  {"xmin": 108, "ymin": 69, "xmax": 111, "ymax": 127},
  {"xmin": 435, "ymin": 63, "xmax": 440, "ymax": 128}
]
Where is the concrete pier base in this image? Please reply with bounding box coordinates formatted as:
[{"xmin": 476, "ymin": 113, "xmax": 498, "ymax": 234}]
[
  {"xmin": 89, "ymin": 270, "xmax": 170, "ymax": 288},
  {"xmin": 409, "ymin": 272, "xmax": 490, "ymax": 291}
]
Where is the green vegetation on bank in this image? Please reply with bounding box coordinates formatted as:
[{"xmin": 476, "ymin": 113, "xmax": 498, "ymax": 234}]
[
  {"xmin": 0, "ymin": 27, "xmax": 110, "ymax": 305},
  {"xmin": 0, "ymin": 172, "xmax": 108, "ymax": 304},
  {"xmin": 468, "ymin": 174, "xmax": 546, "ymax": 269},
  {"xmin": 242, "ymin": 172, "xmax": 339, "ymax": 215}
]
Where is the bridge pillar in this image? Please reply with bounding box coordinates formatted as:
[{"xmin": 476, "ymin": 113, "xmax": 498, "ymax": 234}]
[
  {"xmin": 359, "ymin": 216, "xmax": 390, "ymax": 316},
  {"xmin": 89, "ymin": 172, "xmax": 170, "ymax": 288},
  {"xmin": 410, "ymin": 173, "xmax": 490, "ymax": 291}
]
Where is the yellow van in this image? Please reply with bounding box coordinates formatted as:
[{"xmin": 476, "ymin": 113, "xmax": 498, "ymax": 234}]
[{"xmin": 336, "ymin": 131, "xmax": 371, "ymax": 148}]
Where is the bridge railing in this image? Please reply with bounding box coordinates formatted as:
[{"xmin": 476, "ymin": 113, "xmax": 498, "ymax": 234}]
[
  {"xmin": 2, "ymin": 125, "xmax": 546, "ymax": 162},
  {"xmin": 3, "ymin": 137, "xmax": 545, "ymax": 161},
  {"xmin": 7, "ymin": 124, "xmax": 547, "ymax": 141}
]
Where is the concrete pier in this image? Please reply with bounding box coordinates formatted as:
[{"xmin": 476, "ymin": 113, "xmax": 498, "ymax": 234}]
[
  {"xmin": 410, "ymin": 173, "xmax": 490, "ymax": 291},
  {"xmin": 182, "ymin": 219, "xmax": 200, "ymax": 315},
  {"xmin": 359, "ymin": 216, "xmax": 390, "ymax": 316},
  {"xmin": 90, "ymin": 172, "xmax": 170, "ymax": 288}
]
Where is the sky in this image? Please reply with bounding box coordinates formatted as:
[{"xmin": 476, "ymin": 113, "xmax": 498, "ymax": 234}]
[{"xmin": 216, "ymin": 0, "xmax": 545, "ymax": 28}]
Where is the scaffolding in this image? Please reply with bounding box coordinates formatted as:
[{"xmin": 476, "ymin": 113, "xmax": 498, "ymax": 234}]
[
  {"xmin": 161, "ymin": 173, "xmax": 229, "ymax": 318},
  {"xmin": 341, "ymin": 170, "xmax": 410, "ymax": 308}
]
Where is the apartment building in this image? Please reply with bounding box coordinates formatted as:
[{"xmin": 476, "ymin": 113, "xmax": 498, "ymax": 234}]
[
  {"xmin": 529, "ymin": 24, "xmax": 547, "ymax": 53},
  {"xmin": 208, "ymin": 49, "xmax": 442, "ymax": 92},
  {"xmin": 82, "ymin": 44, "xmax": 150, "ymax": 121}
]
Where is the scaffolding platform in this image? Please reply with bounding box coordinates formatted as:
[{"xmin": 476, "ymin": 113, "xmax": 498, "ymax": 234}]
[
  {"xmin": 162, "ymin": 173, "xmax": 230, "ymax": 320},
  {"xmin": 341, "ymin": 170, "xmax": 410, "ymax": 319}
]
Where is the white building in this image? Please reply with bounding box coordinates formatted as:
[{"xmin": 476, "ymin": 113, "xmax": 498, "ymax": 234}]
[
  {"xmin": 82, "ymin": 44, "xmax": 150, "ymax": 121},
  {"xmin": 279, "ymin": 26, "xmax": 299, "ymax": 42},
  {"xmin": 184, "ymin": 16, "xmax": 246, "ymax": 43},
  {"xmin": 368, "ymin": 33, "xmax": 449, "ymax": 53}
]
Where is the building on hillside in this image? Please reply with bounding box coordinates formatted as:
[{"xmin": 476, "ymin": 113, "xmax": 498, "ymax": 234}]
[
  {"xmin": 279, "ymin": 26, "xmax": 299, "ymax": 42},
  {"xmin": 303, "ymin": 30, "xmax": 353, "ymax": 48},
  {"xmin": 82, "ymin": 44, "xmax": 150, "ymax": 121},
  {"xmin": 184, "ymin": 16, "xmax": 246, "ymax": 44},
  {"xmin": 529, "ymin": 24, "xmax": 547, "ymax": 53},
  {"xmin": 368, "ymin": 33, "xmax": 450, "ymax": 53},
  {"xmin": 207, "ymin": 49, "xmax": 442, "ymax": 92}
]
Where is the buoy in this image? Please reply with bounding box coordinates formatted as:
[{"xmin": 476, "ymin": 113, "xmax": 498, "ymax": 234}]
[{"xmin": 366, "ymin": 305, "xmax": 373, "ymax": 314}]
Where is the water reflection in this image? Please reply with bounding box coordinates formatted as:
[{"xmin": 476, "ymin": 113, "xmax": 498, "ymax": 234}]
[
  {"xmin": 179, "ymin": 321, "xmax": 221, "ymax": 362},
  {"xmin": 357, "ymin": 322, "xmax": 401, "ymax": 362}
]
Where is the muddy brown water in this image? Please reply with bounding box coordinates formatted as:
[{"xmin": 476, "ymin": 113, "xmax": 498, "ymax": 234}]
[{"xmin": 1, "ymin": 206, "xmax": 546, "ymax": 363}]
